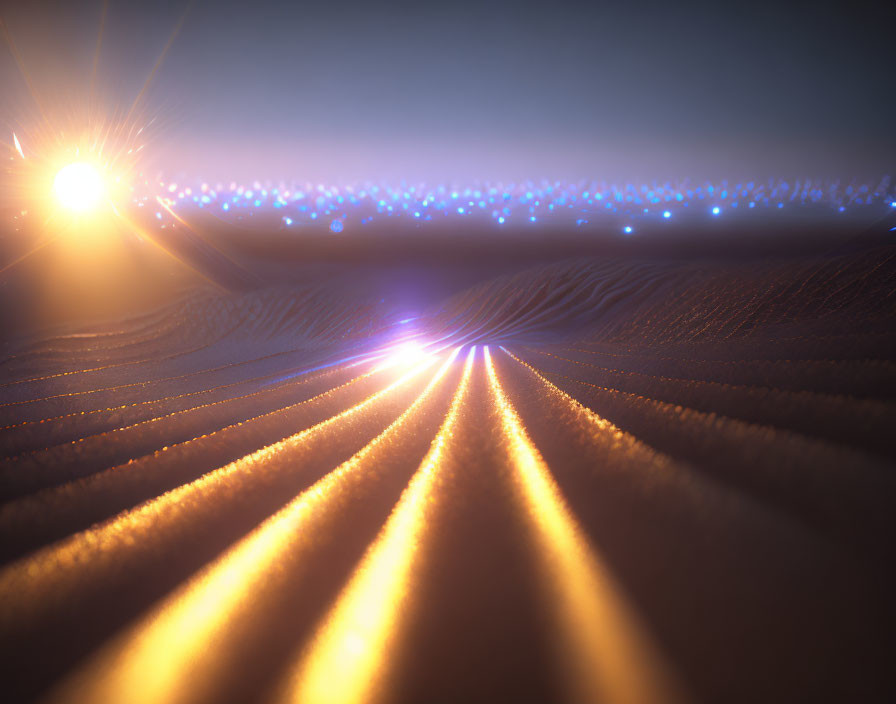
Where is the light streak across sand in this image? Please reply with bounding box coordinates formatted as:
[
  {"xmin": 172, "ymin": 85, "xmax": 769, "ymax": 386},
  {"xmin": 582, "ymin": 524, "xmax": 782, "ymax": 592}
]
[
  {"xmin": 483, "ymin": 345, "xmax": 683, "ymax": 704},
  {"xmin": 282, "ymin": 346, "xmax": 476, "ymax": 704},
  {"xmin": 0, "ymin": 354, "xmax": 440, "ymax": 618},
  {"xmin": 1, "ymin": 254, "xmax": 893, "ymax": 704},
  {"xmin": 41, "ymin": 347, "xmax": 463, "ymax": 704}
]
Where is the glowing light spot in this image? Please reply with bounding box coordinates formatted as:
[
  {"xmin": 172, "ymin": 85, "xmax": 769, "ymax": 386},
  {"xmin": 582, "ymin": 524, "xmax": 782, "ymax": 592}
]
[
  {"xmin": 662, "ymin": 210, "xmax": 671, "ymax": 218},
  {"xmin": 375, "ymin": 341, "xmax": 433, "ymax": 372},
  {"xmin": 623, "ymin": 225, "xmax": 633, "ymax": 233},
  {"xmin": 12, "ymin": 132, "xmax": 24, "ymax": 159},
  {"xmin": 53, "ymin": 162, "xmax": 105, "ymax": 212},
  {"xmin": 329, "ymin": 219, "xmax": 344, "ymax": 233},
  {"xmin": 712, "ymin": 206, "xmax": 721, "ymax": 215}
]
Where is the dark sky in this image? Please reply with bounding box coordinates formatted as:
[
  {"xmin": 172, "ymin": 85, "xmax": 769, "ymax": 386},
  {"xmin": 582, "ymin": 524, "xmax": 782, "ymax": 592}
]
[{"xmin": 2, "ymin": 0, "xmax": 894, "ymax": 181}]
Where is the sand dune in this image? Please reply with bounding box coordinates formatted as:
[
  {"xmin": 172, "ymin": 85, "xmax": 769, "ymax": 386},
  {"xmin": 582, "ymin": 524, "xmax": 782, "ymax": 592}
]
[{"xmin": 1, "ymin": 240, "xmax": 894, "ymax": 703}]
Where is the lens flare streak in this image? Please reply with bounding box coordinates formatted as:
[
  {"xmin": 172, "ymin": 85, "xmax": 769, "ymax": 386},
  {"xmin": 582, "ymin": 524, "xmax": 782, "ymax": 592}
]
[
  {"xmin": 13, "ymin": 132, "xmax": 25, "ymax": 159},
  {"xmin": 283, "ymin": 346, "xmax": 476, "ymax": 704}
]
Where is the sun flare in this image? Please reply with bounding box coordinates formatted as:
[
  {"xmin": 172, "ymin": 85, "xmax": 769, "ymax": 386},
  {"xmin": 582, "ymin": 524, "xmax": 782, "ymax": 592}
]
[{"xmin": 53, "ymin": 162, "xmax": 106, "ymax": 213}]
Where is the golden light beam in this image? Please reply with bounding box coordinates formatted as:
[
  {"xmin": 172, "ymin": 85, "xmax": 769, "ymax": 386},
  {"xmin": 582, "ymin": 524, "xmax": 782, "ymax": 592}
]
[
  {"xmin": 0, "ymin": 355, "xmax": 439, "ymax": 631},
  {"xmin": 44, "ymin": 348, "xmax": 463, "ymax": 704},
  {"xmin": 483, "ymin": 346, "xmax": 684, "ymax": 704},
  {"xmin": 282, "ymin": 346, "xmax": 476, "ymax": 704}
]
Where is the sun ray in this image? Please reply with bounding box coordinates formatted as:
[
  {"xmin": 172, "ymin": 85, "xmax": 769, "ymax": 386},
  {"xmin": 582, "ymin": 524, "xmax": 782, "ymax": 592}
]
[
  {"xmin": 89, "ymin": 0, "xmax": 110, "ymax": 104},
  {"xmin": 0, "ymin": 16, "xmax": 51, "ymax": 126},
  {"xmin": 0, "ymin": 229, "xmax": 61, "ymax": 277},
  {"xmin": 120, "ymin": 1, "xmax": 193, "ymax": 133}
]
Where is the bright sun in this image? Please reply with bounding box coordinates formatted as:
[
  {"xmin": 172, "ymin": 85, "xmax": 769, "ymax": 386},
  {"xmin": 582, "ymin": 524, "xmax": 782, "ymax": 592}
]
[{"xmin": 53, "ymin": 162, "xmax": 106, "ymax": 213}]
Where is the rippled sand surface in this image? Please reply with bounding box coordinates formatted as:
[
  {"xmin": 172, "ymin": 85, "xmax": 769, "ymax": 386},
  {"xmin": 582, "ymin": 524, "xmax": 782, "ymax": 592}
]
[{"xmin": 1, "ymin": 233, "xmax": 894, "ymax": 703}]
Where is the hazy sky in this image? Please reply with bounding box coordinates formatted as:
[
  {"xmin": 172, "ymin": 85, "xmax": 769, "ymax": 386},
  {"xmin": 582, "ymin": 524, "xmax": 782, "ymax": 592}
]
[{"xmin": 2, "ymin": 0, "xmax": 894, "ymax": 181}]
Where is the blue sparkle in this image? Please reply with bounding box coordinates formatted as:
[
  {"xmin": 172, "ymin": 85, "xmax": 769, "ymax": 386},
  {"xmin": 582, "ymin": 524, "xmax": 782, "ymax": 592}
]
[
  {"xmin": 663, "ymin": 210, "xmax": 671, "ymax": 218},
  {"xmin": 329, "ymin": 219, "xmax": 344, "ymax": 233}
]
